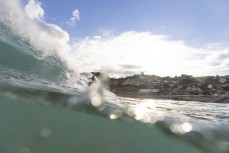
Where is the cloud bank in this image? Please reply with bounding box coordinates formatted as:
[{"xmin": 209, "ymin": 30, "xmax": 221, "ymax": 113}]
[
  {"xmin": 0, "ymin": 0, "xmax": 228, "ymax": 77},
  {"xmin": 71, "ymin": 31, "xmax": 229, "ymax": 77}
]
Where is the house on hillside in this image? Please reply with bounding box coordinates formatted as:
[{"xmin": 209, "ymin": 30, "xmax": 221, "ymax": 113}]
[
  {"xmin": 122, "ymin": 79, "xmax": 143, "ymax": 86},
  {"xmin": 138, "ymin": 89, "xmax": 159, "ymax": 93}
]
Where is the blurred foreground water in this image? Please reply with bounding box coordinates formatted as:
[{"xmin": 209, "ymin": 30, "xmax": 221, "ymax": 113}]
[{"xmin": 1, "ymin": 67, "xmax": 229, "ymax": 153}]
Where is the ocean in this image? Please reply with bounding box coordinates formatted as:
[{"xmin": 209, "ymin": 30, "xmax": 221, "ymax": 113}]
[{"xmin": 0, "ymin": 11, "xmax": 229, "ymax": 153}]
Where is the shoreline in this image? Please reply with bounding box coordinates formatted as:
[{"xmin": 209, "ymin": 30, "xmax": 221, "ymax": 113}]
[{"xmin": 114, "ymin": 92, "xmax": 229, "ymax": 103}]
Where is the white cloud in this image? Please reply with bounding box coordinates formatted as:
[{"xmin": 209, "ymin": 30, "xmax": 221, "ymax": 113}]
[
  {"xmin": 70, "ymin": 31, "xmax": 229, "ymax": 77},
  {"xmin": 24, "ymin": 0, "xmax": 44, "ymax": 20},
  {"xmin": 67, "ymin": 9, "xmax": 80, "ymax": 27}
]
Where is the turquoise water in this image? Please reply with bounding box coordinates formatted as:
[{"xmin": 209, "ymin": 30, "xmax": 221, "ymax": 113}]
[{"xmin": 0, "ymin": 13, "xmax": 229, "ymax": 153}]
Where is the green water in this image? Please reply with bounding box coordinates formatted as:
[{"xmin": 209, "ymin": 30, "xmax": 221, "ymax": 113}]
[{"xmin": 0, "ymin": 95, "xmax": 220, "ymax": 153}]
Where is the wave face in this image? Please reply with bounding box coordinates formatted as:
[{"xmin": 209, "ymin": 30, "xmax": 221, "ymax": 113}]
[
  {"xmin": 0, "ymin": 1, "xmax": 229, "ymax": 153},
  {"xmin": 0, "ymin": 26, "xmax": 65, "ymax": 82}
]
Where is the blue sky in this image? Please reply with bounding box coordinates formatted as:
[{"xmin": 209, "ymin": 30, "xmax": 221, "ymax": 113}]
[
  {"xmin": 2, "ymin": 0, "xmax": 229, "ymax": 77},
  {"xmin": 29, "ymin": 0, "xmax": 229, "ymax": 46}
]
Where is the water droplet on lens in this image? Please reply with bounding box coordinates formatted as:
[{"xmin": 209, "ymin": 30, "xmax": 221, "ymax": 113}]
[
  {"xmin": 40, "ymin": 128, "xmax": 51, "ymax": 138},
  {"xmin": 68, "ymin": 97, "xmax": 78, "ymax": 106},
  {"xmin": 208, "ymin": 84, "xmax": 213, "ymax": 89},
  {"xmin": 109, "ymin": 109, "xmax": 122, "ymax": 120},
  {"xmin": 219, "ymin": 78, "xmax": 227, "ymax": 84},
  {"xmin": 141, "ymin": 114, "xmax": 151, "ymax": 123},
  {"xmin": 109, "ymin": 114, "xmax": 118, "ymax": 120},
  {"xmin": 181, "ymin": 122, "xmax": 192, "ymax": 133},
  {"xmin": 127, "ymin": 108, "xmax": 135, "ymax": 116},
  {"xmin": 170, "ymin": 122, "xmax": 192, "ymax": 134},
  {"xmin": 218, "ymin": 141, "xmax": 229, "ymax": 152},
  {"xmin": 19, "ymin": 148, "xmax": 30, "ymax": 153},
  {"xmin": 91, "ymin": 95, "xmax": 103, "ymax": 107}
]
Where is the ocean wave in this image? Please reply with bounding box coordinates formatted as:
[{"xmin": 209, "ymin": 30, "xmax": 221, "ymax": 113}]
[{"xmin": 0, "ymin": 24, "xmax": 77, "ymax": 84}]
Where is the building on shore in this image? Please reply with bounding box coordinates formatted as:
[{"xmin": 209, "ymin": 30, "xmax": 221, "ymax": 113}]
[{"xmin": 138, "ymin": 89, "xmax": 160, "ymax": 93}]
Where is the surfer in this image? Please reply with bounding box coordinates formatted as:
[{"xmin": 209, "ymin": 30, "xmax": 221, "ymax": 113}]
[
  {"xmin": 88, "ymin": 72, "xmax": 97, "ymax": 86},
  {"xmin": 88, "ymin": 72, "xmax": 110, "ymax": 88}
]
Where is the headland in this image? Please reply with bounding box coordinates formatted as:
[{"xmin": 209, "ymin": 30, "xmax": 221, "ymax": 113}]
[{"xmin": 109, "ymin": 73, "xmax": 229, "ymax": 103}]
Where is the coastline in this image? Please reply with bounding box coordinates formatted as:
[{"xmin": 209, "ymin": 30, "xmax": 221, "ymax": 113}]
[{"xmin": 114, "ymin": 92, "xmax": 229, "ymax": 103}]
